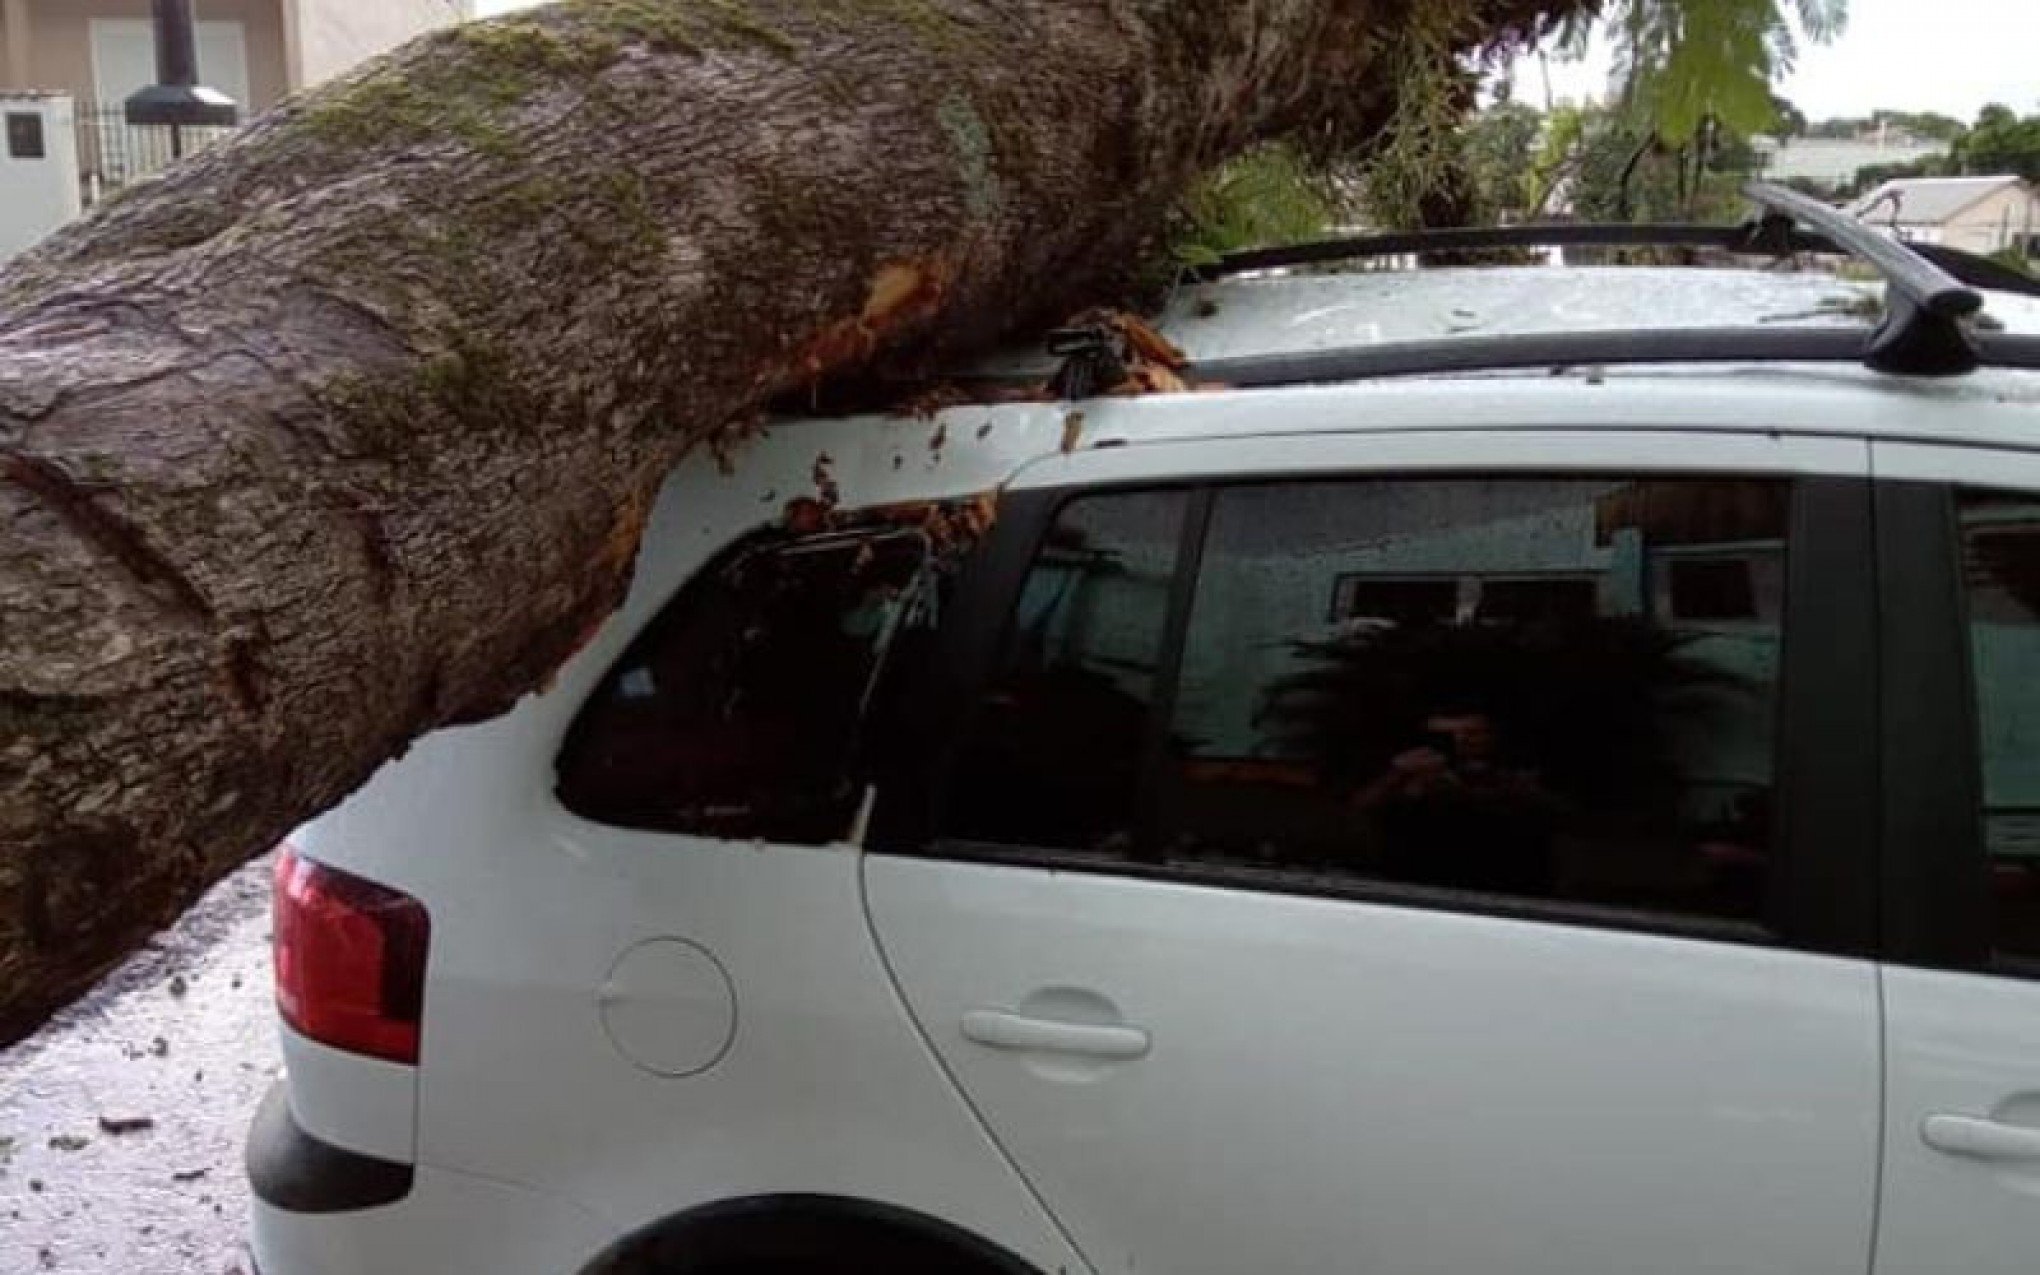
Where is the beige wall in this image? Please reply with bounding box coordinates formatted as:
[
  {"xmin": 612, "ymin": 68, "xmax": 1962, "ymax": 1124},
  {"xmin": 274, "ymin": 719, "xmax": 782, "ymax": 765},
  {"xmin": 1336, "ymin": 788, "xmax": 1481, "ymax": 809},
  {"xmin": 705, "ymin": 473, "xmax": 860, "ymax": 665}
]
[
  {"xmin": 2, "ymin": 0, "xmax": 35, "ymax": 89},
  {"xmin": 1944, "ymin": 184, "xmax": 2040, "ymax": 257},
  {"xmin": 0, "ymin": 0, "xmax": 289, "ymax": 111},
  {"xmin": 284, "ymin": 0, "xmax": 467, "ymax": 90}
]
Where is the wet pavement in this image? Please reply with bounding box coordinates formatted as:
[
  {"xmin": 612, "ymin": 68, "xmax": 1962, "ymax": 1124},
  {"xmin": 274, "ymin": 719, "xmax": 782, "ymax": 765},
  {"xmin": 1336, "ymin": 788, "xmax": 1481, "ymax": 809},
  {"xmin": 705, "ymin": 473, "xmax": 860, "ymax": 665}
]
[{"xmin": 1, "ymin": 853, "xmax": 280, "ymax": 1274}]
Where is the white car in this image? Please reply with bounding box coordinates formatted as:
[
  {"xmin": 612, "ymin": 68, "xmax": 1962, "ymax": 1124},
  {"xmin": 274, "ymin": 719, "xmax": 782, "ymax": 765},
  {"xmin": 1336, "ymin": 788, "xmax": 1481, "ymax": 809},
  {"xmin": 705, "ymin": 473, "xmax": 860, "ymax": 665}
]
[{"xmin": 248, "ymin": 192, "xmax": 2040, "ymax": 1275}]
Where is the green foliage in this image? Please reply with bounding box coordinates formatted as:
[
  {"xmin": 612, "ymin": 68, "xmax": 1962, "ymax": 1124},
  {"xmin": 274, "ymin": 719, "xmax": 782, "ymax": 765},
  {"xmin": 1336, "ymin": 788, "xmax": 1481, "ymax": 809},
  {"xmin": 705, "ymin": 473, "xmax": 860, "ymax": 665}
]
[
  {"xmin": 1775, "ymin": 174, "xmax": 1835, "ymax": 198},
  {"xmin": 1343, "ymin": 5, "xmax": 1493, "ymax": 231},
  {"xmin": 1354, "ymin": 0, "xmax": 1849, "ymax": 230},
  {"xmin": 1860, "ymin": 104, "xmax": 2040, "ymax": 194},
  {"xmin": 1167, "ymin": 144, "xmax": 1336, "ymax": 268},
  {"xmin": 1848, "ymin": 155, "xmax": 1952, "ymax": 196},
  {"xmin": 1988, "ymin": 248, "xmax": 2037, "ymax": 279},
  {"xmin": 1770, "ymin": 94, "xmax": 1808, "ymax": 138},
  {"xmin": 1459, "ymin": 96, "xmax": 1768, "ymax": 227},
  {"xmin": 1464, "ymin": 100, "xmax": 1546, "ymax": 220},
  {"xmin": 1810, "ymin": 110, "xmax": 1968, "ymax": 143},
  {"xmin": 1956, "ymin": 105, "xmax": 2040, "ymax": 183},
  {"xmin": 1606, "ymin": 0, "xmax": 1846, "ymax": 143},
  {"xmin": 1526, "ymin": 104, "xmax": 1590, "ymax": 215},
  {"xmin": 1164, "ymin": 0, "xmax": 1850, "ymax": 249}
]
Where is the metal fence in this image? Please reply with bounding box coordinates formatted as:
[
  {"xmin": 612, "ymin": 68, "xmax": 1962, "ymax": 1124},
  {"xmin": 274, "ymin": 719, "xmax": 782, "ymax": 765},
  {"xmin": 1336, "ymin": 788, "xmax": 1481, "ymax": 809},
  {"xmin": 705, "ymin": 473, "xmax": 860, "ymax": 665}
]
[{"xmin": 71, "ymin": 103, "xmax": 241, "ymax": 206}]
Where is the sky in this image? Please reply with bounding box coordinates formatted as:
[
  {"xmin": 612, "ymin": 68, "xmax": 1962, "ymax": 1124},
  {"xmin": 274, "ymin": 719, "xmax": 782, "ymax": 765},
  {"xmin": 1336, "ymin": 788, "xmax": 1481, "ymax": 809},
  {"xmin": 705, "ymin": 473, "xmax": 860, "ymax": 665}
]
[
  {"xmin": 475, "ymin": 0, "xmax": 2036, "ymax": 124},
  {"xmin": 1520, "ymin": 0, "xmax": 2038, "ymax": 123}
]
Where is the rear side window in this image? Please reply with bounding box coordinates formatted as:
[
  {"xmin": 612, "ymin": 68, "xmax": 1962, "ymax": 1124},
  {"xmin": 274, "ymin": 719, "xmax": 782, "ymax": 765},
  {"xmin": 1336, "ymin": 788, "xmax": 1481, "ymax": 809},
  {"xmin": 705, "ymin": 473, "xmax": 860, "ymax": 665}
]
[
  {"xmin": 1957, "ymin": 489, "xmax": 2040, "ymax": 963},
  {"xmin": 558, "ymin": 530, "xmax": 929, "ymax": 843},
  {"xmin": 943, "ymin": 477, "xmax": 1793, "ymax": 931}
]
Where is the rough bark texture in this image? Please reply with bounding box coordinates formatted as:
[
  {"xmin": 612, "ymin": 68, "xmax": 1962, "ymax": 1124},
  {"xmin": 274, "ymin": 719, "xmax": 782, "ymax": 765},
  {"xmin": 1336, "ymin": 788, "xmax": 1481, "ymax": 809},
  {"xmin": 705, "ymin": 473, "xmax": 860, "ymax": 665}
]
[{"xmin": 0, "ymin": 0, "xmax": 1578, "ymax": 1044}]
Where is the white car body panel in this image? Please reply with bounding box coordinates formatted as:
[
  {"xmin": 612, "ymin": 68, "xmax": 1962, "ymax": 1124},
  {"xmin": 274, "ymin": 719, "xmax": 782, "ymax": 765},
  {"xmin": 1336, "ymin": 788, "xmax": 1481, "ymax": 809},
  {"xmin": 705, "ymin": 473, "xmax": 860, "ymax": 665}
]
[
  {"xmin": 1010, "ymin": 424, "xmax": 1871, "ymax": 491},
  {"xmin": 866, "ymin": 856, "xmax": 1883, "ymax": 1275},
  {"xmin": 1871, "ymin": 968, "xmax": 2040, "ymax": 1275},
  {"xmin": 278, "ymin": 1022, "xmax": 417, "ymax": 1164},
  {"xmin": 1865, "ymin": 440, "xmax": 2040, "ymax": 1275}
]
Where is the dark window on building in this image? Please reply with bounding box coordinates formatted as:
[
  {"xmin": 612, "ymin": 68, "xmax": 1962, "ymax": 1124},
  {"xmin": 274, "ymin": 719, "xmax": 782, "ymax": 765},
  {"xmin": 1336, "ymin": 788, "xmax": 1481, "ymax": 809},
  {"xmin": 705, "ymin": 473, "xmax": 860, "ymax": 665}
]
[
  {"xmin": 1957, "ymin": 490, "xmax": 2040, "ymax": 963},
  {"xmin": 1335, "ymin": 577, "xmax": 1459, "ymax": 627},
  {"xmin": 1664, "ymin": 550, "xmax": 1778, "ymax": 620},
  {"xmin": 942, "ymin": 491, "xmax": 1190, "ymax": 854},
  {"xmin": 557, "ymin": 529, "xmax": 931, "ymax": 843},
  {"xmin": 6, "ymin": 112, "xmax": 46, "ymax": 160},
  {"xmin": 946, "ymin": 477, "xmax": 1790, "ymax": 930},
  {"xmin": 1668, "ymin": 557, "xmax": 1758, "ymax": 620},
  {"xmin": 1474, "ymin": 577, "xmax": 1599, "ymax": 625}
]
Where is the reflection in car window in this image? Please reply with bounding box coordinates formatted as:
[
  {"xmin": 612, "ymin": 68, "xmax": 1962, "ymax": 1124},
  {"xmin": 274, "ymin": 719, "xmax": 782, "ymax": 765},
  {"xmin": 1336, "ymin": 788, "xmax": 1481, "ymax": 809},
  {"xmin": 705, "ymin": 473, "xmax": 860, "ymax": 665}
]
[
  {"xmin": 557, "ymin": 530, "xmax": 929, "ymax": 843},
  {"xmin": 948, "ymin": 477, "xmax": 1788, "ymax": 929},
  {"xmin": 943, "ymin": 491, "xmax": 1190, "ymax": 853},
  {"xmin": 1958, "ymin": 491, "xmax": 2040, "ymax": 961},
  {"xmin": 1166, "ymin": 479, "xmax": 1785, "ymax": 926}
]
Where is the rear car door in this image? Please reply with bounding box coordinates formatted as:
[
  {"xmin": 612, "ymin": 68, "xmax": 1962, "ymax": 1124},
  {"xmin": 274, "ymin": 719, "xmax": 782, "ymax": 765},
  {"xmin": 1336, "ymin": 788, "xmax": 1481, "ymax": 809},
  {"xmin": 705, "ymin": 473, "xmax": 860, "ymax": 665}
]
[
  {"xmin": 1867, "ymin": 443, "xmax": 2040, "ymax": 1275},
  {"xmin": 867, "ymin": 429, "xmax": 1884, "ymax": 1275}
]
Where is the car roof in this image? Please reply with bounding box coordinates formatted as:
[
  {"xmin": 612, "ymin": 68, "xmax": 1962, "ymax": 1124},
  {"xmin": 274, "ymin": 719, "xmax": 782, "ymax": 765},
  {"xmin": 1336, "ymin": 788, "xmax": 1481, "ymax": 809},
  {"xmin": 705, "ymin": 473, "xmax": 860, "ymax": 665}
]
[
  {"xmin": 966, "ymin": 264, "xmax": 2040, "ymax": 376},
  {"xmin": 737, "ymin": 260, "xmax": 2040, "ymax": 510},
  {"xmin": 1162, "ymin": 265, "xmax": 2040, "ymax": 359}
]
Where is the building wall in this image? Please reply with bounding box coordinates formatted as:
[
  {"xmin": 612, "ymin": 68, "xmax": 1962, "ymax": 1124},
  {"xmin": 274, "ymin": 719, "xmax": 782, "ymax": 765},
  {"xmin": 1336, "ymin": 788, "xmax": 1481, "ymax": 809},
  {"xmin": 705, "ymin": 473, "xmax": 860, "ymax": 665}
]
[
  {"xmin": 1755, "ymin": 137, "xmax": 1949, "ymax": 190},
  {"xmin": 0, "ymin": 0, "xmax": 468, "ymax": 110},
  {"xmin": 0, "ymin": 92, "xmax": 81, "ymax": 263},
  {"xmin": 1944, "ymin": 185, "xmax": 2040, "ymax": 257},
  {"xmin": 284, "ymin": 0, "xmax": 467, "ymax": 90},
  {"xmin": 1, "ymin": 0, "xmax": 289, "ymax": 110},
  {"xmin": 2, "ymin": 0, "xmax": 34, "ymax": 90}
]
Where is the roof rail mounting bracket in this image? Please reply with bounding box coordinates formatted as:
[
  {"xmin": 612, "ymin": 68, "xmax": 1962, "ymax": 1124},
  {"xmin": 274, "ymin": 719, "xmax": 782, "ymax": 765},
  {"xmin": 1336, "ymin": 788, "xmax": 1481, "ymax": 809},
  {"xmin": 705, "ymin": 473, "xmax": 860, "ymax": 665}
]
[
  {"xmin": 1744, "ymin": 181, "xmax": 1983, "ymax": 377},
  {"xmin": 1738, "ymin": 211, "xmax": 1806, "ymax": 258},
  {"xmin": 1867, "ymin": 290, "xmax": 1986, "ymax": 377}
]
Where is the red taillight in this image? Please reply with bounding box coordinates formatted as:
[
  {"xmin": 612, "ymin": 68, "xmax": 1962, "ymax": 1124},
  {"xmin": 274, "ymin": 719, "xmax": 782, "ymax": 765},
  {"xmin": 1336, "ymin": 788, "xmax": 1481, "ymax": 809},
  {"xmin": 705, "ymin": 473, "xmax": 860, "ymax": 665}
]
[{"xmin": 273, "ymin": 846, "xmax": 430, "ymax": 1065}]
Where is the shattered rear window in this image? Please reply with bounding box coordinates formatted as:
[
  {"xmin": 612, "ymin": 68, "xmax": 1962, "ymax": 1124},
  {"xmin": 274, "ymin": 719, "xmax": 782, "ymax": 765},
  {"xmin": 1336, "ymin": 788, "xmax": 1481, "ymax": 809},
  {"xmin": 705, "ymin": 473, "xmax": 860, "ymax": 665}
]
[{"xmin": 556, "ymin": 528, "xmax": 930, "ymax": 843}]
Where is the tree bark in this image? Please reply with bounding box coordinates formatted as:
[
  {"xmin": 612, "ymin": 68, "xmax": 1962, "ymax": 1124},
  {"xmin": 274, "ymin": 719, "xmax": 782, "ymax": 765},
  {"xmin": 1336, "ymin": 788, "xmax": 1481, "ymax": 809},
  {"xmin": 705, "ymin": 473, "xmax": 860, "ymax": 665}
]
[{"xmin": 0, "ymin": 0, "xmax": 1579, "ymax": 1043}]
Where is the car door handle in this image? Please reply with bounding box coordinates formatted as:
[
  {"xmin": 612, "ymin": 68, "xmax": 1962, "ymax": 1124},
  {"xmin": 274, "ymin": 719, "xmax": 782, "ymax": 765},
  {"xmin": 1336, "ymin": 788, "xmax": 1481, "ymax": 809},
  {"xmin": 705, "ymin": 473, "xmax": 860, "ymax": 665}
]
[
  {"xmin": 1922, "ymin": 1114, "xmax": 2040, "ymax": 1161},
  {"xmin": 960, "ymin": 1010, "xmax": 1151, "ymax": 1060}
]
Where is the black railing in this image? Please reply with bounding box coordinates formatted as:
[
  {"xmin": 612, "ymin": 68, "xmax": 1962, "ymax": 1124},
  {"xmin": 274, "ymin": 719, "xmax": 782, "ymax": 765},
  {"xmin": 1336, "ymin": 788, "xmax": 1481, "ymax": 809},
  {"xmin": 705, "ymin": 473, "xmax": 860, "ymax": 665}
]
[{"xmin": 72, "ymin": 102, "xmax": 240, "ymax": 205}]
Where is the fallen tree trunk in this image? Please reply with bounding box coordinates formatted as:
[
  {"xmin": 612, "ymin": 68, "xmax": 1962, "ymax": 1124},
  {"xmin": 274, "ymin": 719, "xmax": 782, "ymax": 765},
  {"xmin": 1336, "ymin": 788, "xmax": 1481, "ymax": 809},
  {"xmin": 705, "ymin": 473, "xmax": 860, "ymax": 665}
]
[{"xmin": 0, "ymin": 0, "xmax": 1578, "ymax": 1043}]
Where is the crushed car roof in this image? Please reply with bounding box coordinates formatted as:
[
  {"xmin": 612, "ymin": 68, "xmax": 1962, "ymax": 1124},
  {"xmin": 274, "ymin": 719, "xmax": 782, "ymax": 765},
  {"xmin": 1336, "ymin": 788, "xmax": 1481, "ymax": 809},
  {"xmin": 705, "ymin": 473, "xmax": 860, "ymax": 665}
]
[
  {"xmin": 964, "ymin": 264, "xmax": 2040, "ymax": 387},
  {"xmin": 1148, "ymin": 265, "xmax": 2040, "ymax": 364}
]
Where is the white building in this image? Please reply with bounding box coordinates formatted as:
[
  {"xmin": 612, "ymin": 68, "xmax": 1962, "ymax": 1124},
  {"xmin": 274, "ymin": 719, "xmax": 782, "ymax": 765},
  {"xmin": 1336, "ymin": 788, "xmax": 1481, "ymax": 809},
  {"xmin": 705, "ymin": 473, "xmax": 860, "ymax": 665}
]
[
  {"xmin": 1, "ymin": 0, "xmax": 470, "ymax": 115},
  {"xmin": 1848, "ymin": 176, "xmax": 2040, "ymax": 258},
  {"xmin": 1754, "ymin": 135, "xmax": 1949, "ymax": 192},
  {"xmin": 0, "ymin": 0, "xmax": 469, "ymax": 221}
]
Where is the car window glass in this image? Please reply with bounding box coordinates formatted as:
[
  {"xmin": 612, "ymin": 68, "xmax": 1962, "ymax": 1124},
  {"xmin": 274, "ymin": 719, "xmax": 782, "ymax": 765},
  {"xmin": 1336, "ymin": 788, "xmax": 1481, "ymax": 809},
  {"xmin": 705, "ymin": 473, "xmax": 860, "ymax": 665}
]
[
  {"xmin": 557, "ymin": 530, "xmax": 929, "ymax": 843},
  {"xmin": 942, "ymin": 491, "xmax": 1190, "ymax": 853},
  {"xmin": 1163, "ymin": 478, "xmax": 1785, "ymax": 926},
  {"xmin": 1957, "ymin": 490, "xmax": 2040, "ymax": 962}
]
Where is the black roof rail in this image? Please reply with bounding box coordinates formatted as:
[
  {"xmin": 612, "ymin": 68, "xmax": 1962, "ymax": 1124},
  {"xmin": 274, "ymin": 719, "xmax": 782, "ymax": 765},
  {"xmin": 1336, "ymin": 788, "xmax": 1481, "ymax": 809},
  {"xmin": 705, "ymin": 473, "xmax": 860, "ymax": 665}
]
[
  {"xmin": 1742, "ymin": 180, "xmax": 1982, "ymax": 375},
  {"xmin": 1186, "ymin": 327, "xmax": 2040, "ymax": 391},
  {"xmin": 1209, "ymin": 221, "xmax": 2040, "ymax": 303},
  {"xmin": 1210, "ymin": 221, "xmax": 1822, "ymax": 275}
]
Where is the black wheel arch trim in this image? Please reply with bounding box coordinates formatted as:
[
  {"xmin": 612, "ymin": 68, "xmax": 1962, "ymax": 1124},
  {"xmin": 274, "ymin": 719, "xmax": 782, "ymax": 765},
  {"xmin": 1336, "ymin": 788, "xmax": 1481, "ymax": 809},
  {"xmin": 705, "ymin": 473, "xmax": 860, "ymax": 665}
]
[
  {"xmin": 578, "ymin": 1193, "xmax": 1050, "ymax": 1275},
  {"xmin": 246, "ymin": 1081, "xmax": 415, "ymax": 1214}
]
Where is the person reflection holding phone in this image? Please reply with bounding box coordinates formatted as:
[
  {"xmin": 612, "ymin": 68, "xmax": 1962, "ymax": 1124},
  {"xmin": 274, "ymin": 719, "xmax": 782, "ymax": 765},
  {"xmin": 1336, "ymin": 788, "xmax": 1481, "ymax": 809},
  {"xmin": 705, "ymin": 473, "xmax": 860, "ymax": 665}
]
[{"xmin": 1351, "ymin": 710, "xmax": 1559, "ymax": 896}]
